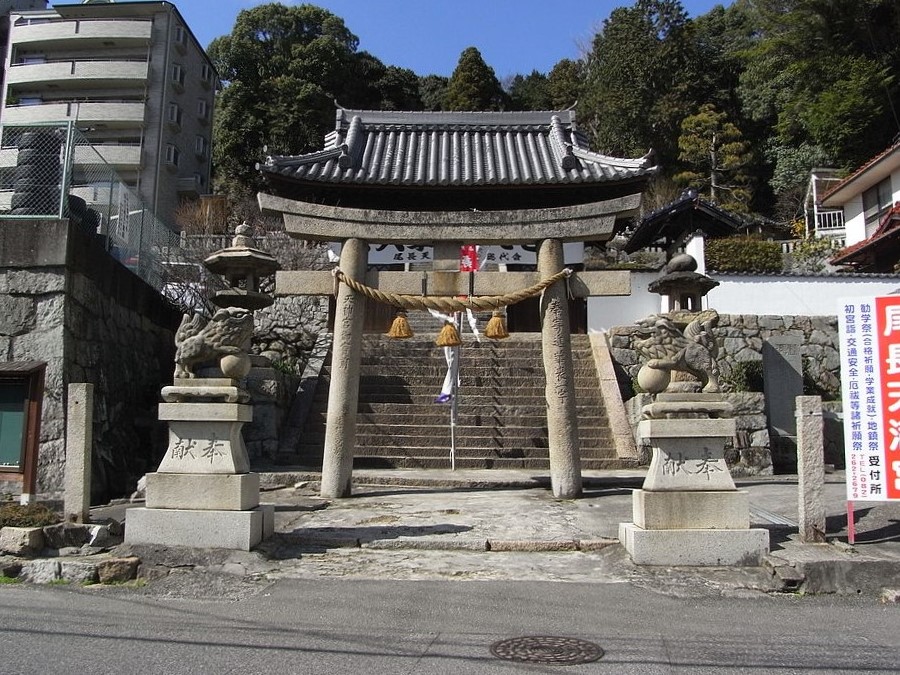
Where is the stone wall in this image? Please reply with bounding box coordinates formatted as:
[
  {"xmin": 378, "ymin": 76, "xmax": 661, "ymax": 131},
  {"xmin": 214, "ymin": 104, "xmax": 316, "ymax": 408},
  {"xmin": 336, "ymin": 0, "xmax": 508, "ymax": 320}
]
[
  {"xmin": 609, "ymin": 313, "xmax": 843, "ymax": 475},
  {"xmin": 0, "ymin": 220, "xmax": 180, "ymax": 502},
  {"xmin": 608, "ymin": 313, "xmax": 841, "ymax": 398}
]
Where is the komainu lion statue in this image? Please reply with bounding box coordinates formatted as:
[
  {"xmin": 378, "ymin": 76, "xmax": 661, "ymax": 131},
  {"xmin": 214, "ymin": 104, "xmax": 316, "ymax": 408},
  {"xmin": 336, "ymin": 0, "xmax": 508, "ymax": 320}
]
[
  {"xmin": 173, "ymin": 307, "xmax": 254, "ymax": 379},
  {"xmin": 634, "ymin": 312, "xmax": 720, "ymax": 393}
]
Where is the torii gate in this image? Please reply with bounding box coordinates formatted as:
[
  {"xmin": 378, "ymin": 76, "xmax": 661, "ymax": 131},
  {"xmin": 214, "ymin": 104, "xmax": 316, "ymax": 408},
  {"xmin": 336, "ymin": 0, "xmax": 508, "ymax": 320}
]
[{"xmin": 259, "ymin": 192, "xmax": 639, "ymax": 500}]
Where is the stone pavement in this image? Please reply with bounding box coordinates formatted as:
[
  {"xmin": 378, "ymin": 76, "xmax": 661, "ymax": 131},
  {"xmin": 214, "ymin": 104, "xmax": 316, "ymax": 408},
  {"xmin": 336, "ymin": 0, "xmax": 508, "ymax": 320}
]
[{"xmin": 101, "ymin": 468, "xmax": 900, "ymax": 598}]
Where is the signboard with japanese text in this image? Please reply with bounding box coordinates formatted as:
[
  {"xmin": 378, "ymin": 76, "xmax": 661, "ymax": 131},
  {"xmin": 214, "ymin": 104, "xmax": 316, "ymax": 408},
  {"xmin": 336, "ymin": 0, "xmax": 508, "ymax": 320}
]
[
  {"xmin": 839, "ymin": 296, "xmax": 900, "ymax": 501},
  {"xmin": 329, "ymin": 243, "xmax": 585, "ymax": 266}
]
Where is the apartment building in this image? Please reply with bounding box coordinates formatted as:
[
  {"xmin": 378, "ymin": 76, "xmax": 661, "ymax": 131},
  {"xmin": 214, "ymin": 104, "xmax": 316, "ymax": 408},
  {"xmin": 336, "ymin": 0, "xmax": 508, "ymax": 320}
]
[{"xmin": 0, "ymin": 1, "xmax": 216, "ymax": 224}]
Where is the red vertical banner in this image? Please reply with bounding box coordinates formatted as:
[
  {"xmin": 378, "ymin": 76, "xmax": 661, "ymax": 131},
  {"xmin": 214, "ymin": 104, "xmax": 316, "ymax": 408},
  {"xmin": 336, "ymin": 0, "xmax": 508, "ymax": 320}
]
[
  {"xmin": 875, "ymin": 295, "xmax": 900, "ymax": 499},
  {"xmin": 459, "ymin": 245, "xmax": 478, "ymax": 272}
]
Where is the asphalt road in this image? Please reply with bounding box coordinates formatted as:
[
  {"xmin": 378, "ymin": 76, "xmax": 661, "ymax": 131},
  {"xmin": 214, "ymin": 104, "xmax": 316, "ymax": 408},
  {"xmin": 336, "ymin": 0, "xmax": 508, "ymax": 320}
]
[{"xmin": 1, "ymin": 578, "xmax": 897, "ymax": 674}]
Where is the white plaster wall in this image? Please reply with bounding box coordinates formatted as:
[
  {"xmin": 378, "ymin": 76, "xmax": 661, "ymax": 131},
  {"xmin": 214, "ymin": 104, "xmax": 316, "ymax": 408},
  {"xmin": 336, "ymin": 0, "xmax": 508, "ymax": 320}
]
[
  {"xmin": 587, "ymin": 271, "xmax": 660, "ymax": 331},
  {"xmin": 588, "ymin": 272, "xmax": 900, "ymax": 328},
  {"xmin": 707, "ymin": 275, "xmax": 900, "ymax": 315}
]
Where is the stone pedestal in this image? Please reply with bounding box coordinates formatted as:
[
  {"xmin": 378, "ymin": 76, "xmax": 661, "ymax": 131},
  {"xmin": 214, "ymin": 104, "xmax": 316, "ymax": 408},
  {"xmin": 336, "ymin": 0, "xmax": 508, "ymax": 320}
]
[
  {"xmin": 620, "ymin": 401, "xmax": 769, "ymax": 566},
  {"xmin": 125, "ymin": 380, "xmax": 271, "ymax": 551}
]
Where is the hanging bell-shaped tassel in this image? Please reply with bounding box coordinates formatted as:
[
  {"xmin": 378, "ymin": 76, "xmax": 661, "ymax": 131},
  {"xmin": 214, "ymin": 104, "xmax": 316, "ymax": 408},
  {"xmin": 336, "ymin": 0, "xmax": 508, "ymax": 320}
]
[
  {"xmin": 435, "ymin": 320, "xmax": 462, "ymax": 347},
  {"xmin": 385, "ymin": 309, "xmax": 413, "ymax": 339},
  {"xmin": 485, "ymin": 309, "xmax": 510, "ymax": 340}
]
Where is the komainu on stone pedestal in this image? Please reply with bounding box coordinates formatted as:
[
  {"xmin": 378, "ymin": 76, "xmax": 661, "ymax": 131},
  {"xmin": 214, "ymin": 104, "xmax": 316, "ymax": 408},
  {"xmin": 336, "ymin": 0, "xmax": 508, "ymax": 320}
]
[
  {"xmin": 634, "ymin": 312, "xmax": 720, "ymax": 393},
  {"xmin": 173, "ymin": 307, "xmax": 254, "ymax": 378}
]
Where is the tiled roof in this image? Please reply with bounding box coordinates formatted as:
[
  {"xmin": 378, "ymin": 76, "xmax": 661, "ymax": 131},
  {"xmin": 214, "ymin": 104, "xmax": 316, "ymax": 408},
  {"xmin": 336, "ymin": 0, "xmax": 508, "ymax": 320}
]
[
  {"xmin": 831, "ymin": 205, "xmax": 900, "ymax": 269},
  {"xmin": 259, "ymin": 108, "xmax": 657, "ymax": 188},
  {"xmin": 820, "ymin": 141, "xmax": 900, "ymax": 206},
  {"xmin": 623, "ymin": 189, "xmax": 744, "ymax": 253}
]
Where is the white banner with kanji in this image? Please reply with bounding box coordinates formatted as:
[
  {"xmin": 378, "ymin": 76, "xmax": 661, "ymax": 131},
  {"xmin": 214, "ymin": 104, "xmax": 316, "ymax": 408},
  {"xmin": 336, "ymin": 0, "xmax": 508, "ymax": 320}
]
[{"xmin": 838, "ymin": 296, "xmax": 900, "ymax": 501}]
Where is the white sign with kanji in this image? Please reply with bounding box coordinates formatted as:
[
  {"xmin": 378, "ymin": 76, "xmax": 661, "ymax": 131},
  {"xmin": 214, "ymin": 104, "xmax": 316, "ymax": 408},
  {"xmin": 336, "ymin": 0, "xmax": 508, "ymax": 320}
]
[{"xmin": 838, "ymin": 296, "xmax": 900, "ymax": 501}]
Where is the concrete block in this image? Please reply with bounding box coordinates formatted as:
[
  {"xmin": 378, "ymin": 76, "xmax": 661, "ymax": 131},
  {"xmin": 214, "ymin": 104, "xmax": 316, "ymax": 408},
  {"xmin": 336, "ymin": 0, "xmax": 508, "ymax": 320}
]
[
  {"xmin": 124, "ymin": 506, "xmax": 269, "ymax": 551},
  {"xmin": 260, "ymin": 504, "xmax": 275, "ymax": 539},
  {"xmin": 642, "ymin": 435, "xmax": 736, "ymax": 492},
  {"xmin": 0, "ymin": 526, "xmax": 45, "ymax": 556},
  {"xmin": 145, "ymin": 472, "xmax": 260, "ymax": 511},
  {"xmin": 618, "ymin": 522, "xmax": 769, "ymax": 566},
  {"xmin": 632, "ymin": 489, "xmax": 750, "ymax": 530}
]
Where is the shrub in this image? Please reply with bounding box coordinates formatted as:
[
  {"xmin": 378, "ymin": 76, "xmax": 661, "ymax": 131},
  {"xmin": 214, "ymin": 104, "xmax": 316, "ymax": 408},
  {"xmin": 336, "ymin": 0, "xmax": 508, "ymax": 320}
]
[
  {"xmin": 723, "ymin": 359, "xmax": 764, "ymax": 392},
  {"xmin": 0, "ymin": 502, "xmax": 60, "ymax": 528},
  {"xmin": 706, "ymin": 236, "xmax": 783, "ymax": 273}
]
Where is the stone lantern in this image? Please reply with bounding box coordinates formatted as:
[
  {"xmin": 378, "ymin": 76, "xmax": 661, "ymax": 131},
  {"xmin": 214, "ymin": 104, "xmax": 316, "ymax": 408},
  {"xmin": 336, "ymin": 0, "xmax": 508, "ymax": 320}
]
[
  {"xmin": 648, "ymin": 252, "xmax": 718, "ymax": 313},
  {"xmin": 203, "ymin": 221, "xmax": 279, "ymax": 313}
]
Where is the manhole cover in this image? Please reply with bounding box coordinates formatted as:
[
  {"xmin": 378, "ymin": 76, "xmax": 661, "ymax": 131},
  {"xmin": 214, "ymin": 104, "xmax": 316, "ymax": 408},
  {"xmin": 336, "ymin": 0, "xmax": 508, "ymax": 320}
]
[{"xmin": 490, "ymin": 636, "xmax": 604, "ymax": 665}]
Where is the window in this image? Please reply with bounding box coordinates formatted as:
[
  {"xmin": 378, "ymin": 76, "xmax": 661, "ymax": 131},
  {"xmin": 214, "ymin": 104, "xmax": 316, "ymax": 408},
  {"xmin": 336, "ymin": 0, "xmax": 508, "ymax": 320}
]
[
  {"xmin": 194, "ymin": 135, "xmax": 208, "ymax": 157},
  {"xmin": 173, "ymin": 24, "xmax": 188, "ymax": 51},
  {"xmin": 171, "ymin": 63, "xmax": 186, "ymax": 90},
  {"xmin": 863, "ymin": 177, "xmax": 893, "ymax": 233},
  {"xmin": 166, "ymin": 102, "xmax": 182, "ymax": 128},
  {"xmin": 197, "ymin": 99, "xmax": 210, "ymax": 122},
  {"xmin": 200, "ymin": 63, "xmax": 214, "ymax": 87},
  {"xmin": 165, "ymin": 143, "xmax": 180, "ymax": 167}
]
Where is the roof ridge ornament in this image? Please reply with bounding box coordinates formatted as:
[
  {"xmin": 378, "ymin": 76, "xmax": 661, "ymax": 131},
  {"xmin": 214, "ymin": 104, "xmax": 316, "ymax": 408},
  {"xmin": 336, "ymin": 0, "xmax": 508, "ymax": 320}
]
[
  {"xmin": 339, "ymin": 115, "xmax": 364, "ymax": 170},
  {"xmin": 549, "ymin": 115, "xmax": 577, "ymax": 171}
]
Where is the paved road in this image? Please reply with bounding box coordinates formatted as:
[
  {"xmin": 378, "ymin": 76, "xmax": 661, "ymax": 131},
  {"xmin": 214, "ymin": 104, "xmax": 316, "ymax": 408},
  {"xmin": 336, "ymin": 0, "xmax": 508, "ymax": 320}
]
[{"xmin": 1, "ymin": 578, "xmax": 897, "ymax": 674}]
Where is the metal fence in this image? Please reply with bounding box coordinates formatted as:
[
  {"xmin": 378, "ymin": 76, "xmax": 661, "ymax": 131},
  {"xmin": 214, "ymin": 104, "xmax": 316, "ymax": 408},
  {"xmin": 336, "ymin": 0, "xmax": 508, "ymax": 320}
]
[{"xmin": 0, "ymin": 121, "xmax": 223, "ymax": 313}]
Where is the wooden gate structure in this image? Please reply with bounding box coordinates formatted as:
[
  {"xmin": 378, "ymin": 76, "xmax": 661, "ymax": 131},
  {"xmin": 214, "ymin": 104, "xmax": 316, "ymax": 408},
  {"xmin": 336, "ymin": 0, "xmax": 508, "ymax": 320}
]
[{"xmin": 257, "ymin": 108, "xmax": 657, "ymax": 499}]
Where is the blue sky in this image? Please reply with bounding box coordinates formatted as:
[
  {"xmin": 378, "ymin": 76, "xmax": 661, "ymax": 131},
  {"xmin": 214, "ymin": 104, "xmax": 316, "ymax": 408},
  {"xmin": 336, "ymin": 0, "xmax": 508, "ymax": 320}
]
[{"xmin": 168, "ymin": 0, "xmax": 731, "ymax": 79}]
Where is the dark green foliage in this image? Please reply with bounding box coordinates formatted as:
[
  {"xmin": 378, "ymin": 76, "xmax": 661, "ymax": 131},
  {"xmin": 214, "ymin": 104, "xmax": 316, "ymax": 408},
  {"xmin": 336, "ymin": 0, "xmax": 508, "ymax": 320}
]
[
  {"xmin": 0, "ymin": 502, "xmax": 59, "ymax": 528},
  {"xmin": 706, "ymin": 236, "xmax": 783, "ymax": 273},
  {"xmin": 507, "ymin": 70, "xmax": 550, "ymax": 111},
  {"xmin": 579, "ymin": 0, "xmax": 702, "ymax": 167},
  {"xmin": 209, "ymin": 3, "xmax": 422, "ymax": 195},
  {"xmin": 419, "ymin": 75, "xmax": 449, "ymax": 111},
  {"xmin": 443, "ymin": 47, "xmax": 506, "ymax": 111},
  {"xmin": 723, "ymin": 359, "xmax": 764, "ymax": 392},
  {"xmin": 547, "ymin": 59, "xmax": 583, "ymax": 109}
]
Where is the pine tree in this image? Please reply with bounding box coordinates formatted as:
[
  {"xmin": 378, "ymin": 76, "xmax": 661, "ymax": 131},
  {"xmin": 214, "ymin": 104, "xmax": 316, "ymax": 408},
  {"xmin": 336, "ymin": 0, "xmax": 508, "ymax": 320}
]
[{"xmin": 443, "ymin": 47, "xmax": 505, "ymax": 111}]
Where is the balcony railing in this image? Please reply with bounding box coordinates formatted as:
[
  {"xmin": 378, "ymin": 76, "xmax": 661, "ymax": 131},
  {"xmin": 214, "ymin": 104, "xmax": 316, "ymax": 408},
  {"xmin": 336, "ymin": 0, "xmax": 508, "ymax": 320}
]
[
  {"xmin": 2, "ymin": 101, "xmax": 145, "ymax": 127},
  {"xmin": 6, "ymin": 60, "xmax": 149, "ymax": 89},
  {"xmin": 12, "ymin": 18, "xmax": 152, "ymax": 46},
  {"xmin": 815, "ymin": 210, "xmax": 845, "ymax": 231}
]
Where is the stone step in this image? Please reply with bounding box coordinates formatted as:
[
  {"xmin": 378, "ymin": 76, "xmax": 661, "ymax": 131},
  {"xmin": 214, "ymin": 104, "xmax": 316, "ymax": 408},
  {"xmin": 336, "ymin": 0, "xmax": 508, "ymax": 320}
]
[
  {"xmin": 328, "ymin": 364, "xmax": 598, "ymax": 378},
  {"xmin": 304, "ymin": 408, "xmax": 607, "ymax": 424},
  {"xmin": 299, "ymin": 428, "xmax": 614, "ymax": 447},
  {"xmin": 348, "ymin": 456, "xmax": 634, "ymax": 470}
]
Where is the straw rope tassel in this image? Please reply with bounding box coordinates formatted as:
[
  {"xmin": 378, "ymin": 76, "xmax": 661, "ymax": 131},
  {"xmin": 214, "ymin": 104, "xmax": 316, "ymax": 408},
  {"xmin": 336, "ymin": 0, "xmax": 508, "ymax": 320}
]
[
  {"xmin": 385, "ymin": 309, "xmax": 413, "ymax": 339},
  {"xmin": 435, "ymin": 321, "xmax": 462, "ymax": 347},
  {"xmin": 485, "ymin": 309, "xmax": 510, "ymax": 339}
]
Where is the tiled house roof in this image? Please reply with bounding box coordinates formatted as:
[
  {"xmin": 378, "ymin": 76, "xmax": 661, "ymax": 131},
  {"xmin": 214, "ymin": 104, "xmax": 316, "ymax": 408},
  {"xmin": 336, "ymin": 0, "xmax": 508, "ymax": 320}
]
[
  {"xmin": 831, "ymin": 205, "xmax": 900, "ymax": 271},
  {"xmin": 259, "ymin": 108, "xmax": 657, "ymax": 188}
]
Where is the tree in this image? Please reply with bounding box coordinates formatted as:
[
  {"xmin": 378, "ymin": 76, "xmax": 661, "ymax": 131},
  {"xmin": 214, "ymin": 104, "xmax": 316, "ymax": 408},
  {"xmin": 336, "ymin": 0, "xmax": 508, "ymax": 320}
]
[
  {"xmin": 507, "ymin": 70, "xmax": 550, "ymax": 111},
  {"xmin": 443, "ymin": 47, "xmax": 505, "ymax": 111},
  {"xmin": 675, "ymin": 104, "xmax": 753, "ymax": 213},
  {"xmin": 208, "ymin": 3, "xmax": 420, "ymax": 196},
  {"xmin": 419, "ymin": 75, "xmax": 449, "ymax": 111},
  {"xmin": 547, "ymin": 59, "xmax": 582, "ymax": 109},
  {"xmin": 579, "ymin": 0, "xmax": 702, "ymax": 166}
]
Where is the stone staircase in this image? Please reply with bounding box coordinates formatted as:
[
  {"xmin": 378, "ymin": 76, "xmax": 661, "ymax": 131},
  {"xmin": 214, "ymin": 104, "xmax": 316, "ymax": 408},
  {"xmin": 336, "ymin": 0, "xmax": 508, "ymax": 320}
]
[{"xmin": 291, "ymin": 331, "xmax": 633, "ymax": 471}]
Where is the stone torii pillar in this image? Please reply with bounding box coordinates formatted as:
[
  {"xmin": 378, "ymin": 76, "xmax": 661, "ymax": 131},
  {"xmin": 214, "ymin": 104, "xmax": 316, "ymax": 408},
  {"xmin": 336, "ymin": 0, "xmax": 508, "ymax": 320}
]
[
  {"xmin": 320, "ymin": 237, "xmax": 367, "ymax": 498},
  {"xmin": 539, "ymin": 238, "xmax": 582, "ymax": 498}
]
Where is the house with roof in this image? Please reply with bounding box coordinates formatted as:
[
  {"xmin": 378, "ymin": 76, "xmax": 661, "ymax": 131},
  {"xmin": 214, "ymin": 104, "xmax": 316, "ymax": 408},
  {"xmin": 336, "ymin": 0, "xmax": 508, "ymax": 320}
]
[{"xmin": 824, "ymin": 141, "xmax": 900, "ymax": 272}]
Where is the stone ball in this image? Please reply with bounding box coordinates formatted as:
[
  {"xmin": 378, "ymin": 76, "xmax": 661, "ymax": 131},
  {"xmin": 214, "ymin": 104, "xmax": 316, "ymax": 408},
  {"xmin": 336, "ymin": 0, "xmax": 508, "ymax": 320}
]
[
  {"xmin": 637, "ymin": 364, "xmax": 670, "ymax": 394},
  {"xmin": 664, "ymin": 252, "xmax": 698, "ymax": 273},
  {"xmin": 220, "ymin": 353, "xmax": 252, "ymax": 379}
]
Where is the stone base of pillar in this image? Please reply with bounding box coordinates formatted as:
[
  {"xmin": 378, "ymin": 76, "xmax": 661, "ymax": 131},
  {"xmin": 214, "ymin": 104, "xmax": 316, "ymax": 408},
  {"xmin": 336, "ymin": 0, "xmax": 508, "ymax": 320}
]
[
  {"xmin": 125, "ymin": 505, "xmax": 274, "ymax": 551},
  {"xmin": 618, "ymin": 522, "xmax": 769, "ymax": 566},
  {"xmin": 145, "ymin": 472, "xmax": 260, "ymax": 511}
]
